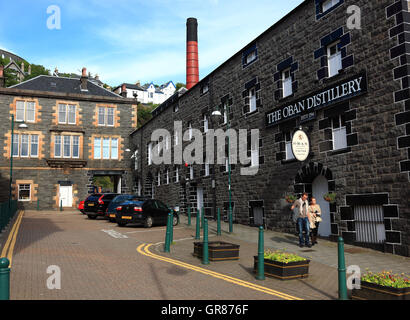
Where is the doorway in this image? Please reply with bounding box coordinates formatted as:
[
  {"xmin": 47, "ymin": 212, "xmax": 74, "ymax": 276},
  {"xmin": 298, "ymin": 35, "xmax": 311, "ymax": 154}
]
[
  {"xmin": 312, "ymin": 175, "xmax": 331, "ymax": 237},
  {"xmin": 59, "ymin": 185, "xmax": 73, "ymax": 207}
]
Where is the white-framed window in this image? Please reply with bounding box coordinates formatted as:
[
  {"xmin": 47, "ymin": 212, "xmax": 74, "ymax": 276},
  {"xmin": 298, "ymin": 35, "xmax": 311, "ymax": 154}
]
[
  {"xmin": 332, "ymin": 114, "xmax": 347, "ymax": 150},
  {"xmin": 327, "ymin": 42, "xmax": 342, "ymax": 78},
  {"xmin": 203, "ymin": 114, "xmax": 209, "ymax": 133},
  {"xmin": 157, "ymin": 171, "xmax": 161, "ymax": 186},
  {"xmin": 251, "ymin": 139, "xmax": 259, "ymax": 168},
  {"xmin": 94, "ymin": 137, "xmax": 119, "ymax": 160},
  {"xmin": 18, "ymin": 184, "xmax": 31, "ymax": 201},
  {"xmin": 11, "ymin": 134, "xmax": 39, "ymax": 158},
  {"xmin": 16, "ymin": 100, "xmax": 35, "ymax": 123},
  {"xmin": 201, "ymin": 84, "xmax": 209, "ymax": 94},
  {"xmin": 63, "ymin": 136, "xmax": 71, "ymax": 158},
  {"xmin": 54, "ymin": 136, "xmax": 61, "ymax": 158},
  {"xmin": 282, "ymin": 69, "xmax": 293, "ymax": 98},
  {"xmin": 166, "ymin": 169, "xmax": 169, "ymax": 185},
  {"xmin": 285, "ymin": 132, "xmax": 295, "ymax": 160},
  {"xmin": 98, "ymin": 107, "xmax": 115, "ymax": 126},
  {"xmin": 246, "ymin": 50, "xmax": 257, "ymax": 65},
  {"xmin": 58, "ymin": 104, "xmax": 76, "ymax": 124},
  {"xmin": 322, "ymin": 0, "xmax": 340, "ymax": 12},
  {"xmin": 30, "ymin": 135, "xmax": 38, "ymax": 157},
  {"xmin": 249, "ymin": 88, "xmax": 257, "ymax": 113},
  {"xmin": 57, "ymin": 135, "xmax": 80, "ymax": 159}
]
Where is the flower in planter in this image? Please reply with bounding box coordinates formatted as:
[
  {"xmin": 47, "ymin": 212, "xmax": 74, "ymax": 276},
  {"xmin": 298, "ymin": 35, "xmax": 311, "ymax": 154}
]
[
  {"xmin": 263, "ymin": 249, "xmax": 307, "ymax": 264},
  {"xmin": 285, "ymin": 195, "xmax": 297, "ymax": 204},
  {"xmin": 323, "ymin": 192, "xmax": 336, "ymax": 203},
  {"xmin": 361, "ymin": 270, "xmax": 410, "ymax": 289}
]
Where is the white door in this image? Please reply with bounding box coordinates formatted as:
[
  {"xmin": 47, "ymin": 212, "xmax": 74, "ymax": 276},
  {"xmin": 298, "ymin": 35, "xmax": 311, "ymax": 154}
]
[
  {"xmin": 60, "ymin": 186, "xmax": 73, "ymax": 207},
  {"xmin": 312, "ymin": 176, "xmax": 331, "ymax": 237},
  {"xmin": 197, "ymin": 187, "xmax": 204, "ymax": 213}
]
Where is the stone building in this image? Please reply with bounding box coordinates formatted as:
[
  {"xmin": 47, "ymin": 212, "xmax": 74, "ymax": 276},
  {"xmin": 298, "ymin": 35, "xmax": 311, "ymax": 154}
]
[
  {"xmin": 130, "ymin": 0, "xmax": 410, "ymax": 257},
  {"xmin": 0, "ymin": 68, "xmax": 137, "ymax": 210}
]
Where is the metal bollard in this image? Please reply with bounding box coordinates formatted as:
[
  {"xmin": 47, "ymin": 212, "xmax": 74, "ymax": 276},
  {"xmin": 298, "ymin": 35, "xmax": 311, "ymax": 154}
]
[
  {"xmin": 0, "ymin": 258, "xmax": 10, "ymax": 300},
  {"xmin": 201, "ymin": 207, "xmax": 205, "ymax": 230},
  {"xmin": 202, "ymin": 219, "xmax": 209, "ymax": 265},
  {"xmin": 338, "ymin": 237, "xmax": 348, "ymax": 300},
  {"xmin": 170, "ymin": 212, "xmax": 174, "ymax": 244},
  {"xmin": 217, "ymin": 208, "xmax": 221, "ymax": 236},
  {"xmin": 195, "ymin": 210, "xmax": 200, "ymax": 240},
  {"xmin": 256, "ymin": 226, "xmax": 265, "ymax": 280},
  {"xmin": 163, "ymin": 213, "xmax": 172, "ymax": 253},
  {"xmin": 187, "ymin": 206, "xmax": 191, "ymax": 226}
]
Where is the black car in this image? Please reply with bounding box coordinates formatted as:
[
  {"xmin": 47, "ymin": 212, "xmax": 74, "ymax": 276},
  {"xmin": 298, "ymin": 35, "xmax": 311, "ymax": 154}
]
[
  {"xmin": 84, "ymin": 193, "xmax": 120, "ymax": 219},
  {"xmin": 105, "ymin": 194, "xmax": 149, "ymax": 222},
  {"xmin": 115, "ymin": 198, "xmax": 179, "ymax": 228}
]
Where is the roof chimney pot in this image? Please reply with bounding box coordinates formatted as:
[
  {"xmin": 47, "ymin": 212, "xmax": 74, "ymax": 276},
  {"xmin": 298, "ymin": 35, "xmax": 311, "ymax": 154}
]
[{"xmin": 80, "ymin": 67, "xmax": 88, "ymax": 91}]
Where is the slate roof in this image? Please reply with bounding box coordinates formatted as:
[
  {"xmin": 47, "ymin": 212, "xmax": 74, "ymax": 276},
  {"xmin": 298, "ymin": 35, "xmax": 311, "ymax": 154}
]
[{"xmin": 10, "ymin": 75, "xmax": 121, "ymax": 98}]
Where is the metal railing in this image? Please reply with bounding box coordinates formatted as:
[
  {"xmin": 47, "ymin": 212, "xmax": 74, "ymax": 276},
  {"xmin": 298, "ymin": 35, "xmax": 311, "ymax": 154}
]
[{"xmin": 0, "ymin": 201, "xmax": 18, "ymax": 233}]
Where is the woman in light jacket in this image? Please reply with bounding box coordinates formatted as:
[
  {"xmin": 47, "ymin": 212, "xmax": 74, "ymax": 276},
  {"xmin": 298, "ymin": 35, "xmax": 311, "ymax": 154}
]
[{"xmin": 308, "ymin": 197, "xmax": 322, "ymax": 245}]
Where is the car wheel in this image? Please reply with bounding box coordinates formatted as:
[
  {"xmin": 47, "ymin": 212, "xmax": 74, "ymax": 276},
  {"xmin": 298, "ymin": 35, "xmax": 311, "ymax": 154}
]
[
  {"xmin": 87, "ymin": 215, "xmax": 97, "ymax": 220},
  {"xmin": 117, "ymin": 222, "xmax": 126, "ymax": 227},
  {"xmin": 144, "ymin": 216, "xmax": 153, "ymax": 228},
  {"xmin": 109, "ymin": 218, "xmax": 115, "ymax": 223},
  {"xmin": 172, "ymin": 215, "xmax": 179, "ymax": 226}
]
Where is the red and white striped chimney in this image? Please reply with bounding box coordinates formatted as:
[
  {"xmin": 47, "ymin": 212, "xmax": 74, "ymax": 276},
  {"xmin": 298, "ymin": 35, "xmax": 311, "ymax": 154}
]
[{"xmin": 186, "ymin": 18, "xmax": 199, "ymax": 90}]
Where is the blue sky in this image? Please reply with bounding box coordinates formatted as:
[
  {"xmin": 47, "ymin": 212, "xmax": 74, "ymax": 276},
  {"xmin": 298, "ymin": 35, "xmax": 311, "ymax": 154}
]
[{"xmin": 0, "ymin": 0, "xmax": 304, "ymax": 87}]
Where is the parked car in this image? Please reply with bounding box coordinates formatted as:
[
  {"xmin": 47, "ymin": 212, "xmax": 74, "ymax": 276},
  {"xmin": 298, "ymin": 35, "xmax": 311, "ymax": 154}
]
[
  {"xmin": 105, "ymin": 194, "xmax": 149, "ymax": 222},
  {"xmin": 115, "ymin": 198, "xmax": 179, "ymax": 228},
  {"xmin": 84, "ymin": 193, "xmax": 119, "ymax": 219}
]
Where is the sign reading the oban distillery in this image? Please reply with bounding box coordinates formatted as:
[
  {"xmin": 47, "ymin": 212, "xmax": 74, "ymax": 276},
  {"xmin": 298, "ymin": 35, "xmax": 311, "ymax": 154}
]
[
  {"xmin": 291, "ymin": 129, "xmax": 310, "ymax": 162},
  {"xmin": 266, "ymin": 72, "xmax": 367, "ymax": 127}
]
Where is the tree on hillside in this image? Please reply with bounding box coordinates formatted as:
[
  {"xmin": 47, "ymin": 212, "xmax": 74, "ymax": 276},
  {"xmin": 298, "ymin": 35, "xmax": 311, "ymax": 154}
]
[
  {"xmin": 24, "ymin": 64, "xmax": 50, "ymax": 81},
  {"xmin": 137, "ymin": 103, "xmax": 158, "ymax": 128},
  {"xmin": 175, "ymin": 82, "xmax": 186, "ymax": 91}
]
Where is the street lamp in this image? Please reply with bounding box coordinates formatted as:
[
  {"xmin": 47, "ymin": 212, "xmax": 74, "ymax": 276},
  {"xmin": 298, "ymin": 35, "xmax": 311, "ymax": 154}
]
[{"xmin": 211, "ymin": 107, "xmax": 233, "ymax": 233}]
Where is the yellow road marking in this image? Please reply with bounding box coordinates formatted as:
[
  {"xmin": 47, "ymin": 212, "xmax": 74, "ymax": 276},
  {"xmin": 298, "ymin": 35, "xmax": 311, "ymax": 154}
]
[
  {"xmin": 7, "ymin": 210, "xmax": 24, "ymax": 267},
  {"xmin": 137, "ymin": 243, "xmax": 303, "ymax": 300},
  {"xmin": 1, "ymin": 210, "xmax": 24, "ymax": 260}
]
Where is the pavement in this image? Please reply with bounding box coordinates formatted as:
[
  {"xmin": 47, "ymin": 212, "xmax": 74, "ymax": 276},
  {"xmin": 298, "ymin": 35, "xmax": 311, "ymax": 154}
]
[{"xmin": 0, "ymin": 209, "xmax": 409, "ymax": 300}]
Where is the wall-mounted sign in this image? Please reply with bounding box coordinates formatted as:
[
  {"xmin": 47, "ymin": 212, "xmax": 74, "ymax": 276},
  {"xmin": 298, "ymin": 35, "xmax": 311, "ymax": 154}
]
[
  {"xmin": 266, "ymin": 71, "xmax": 367, "ymax": 128},
  {"xmin": 291, "ymin": 130, "xmax": 310, "ymax": 162}
]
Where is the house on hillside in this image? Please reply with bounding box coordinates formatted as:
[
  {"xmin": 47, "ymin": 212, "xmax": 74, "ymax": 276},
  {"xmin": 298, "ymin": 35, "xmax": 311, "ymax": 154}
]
[{"xmin": 113, "ymin": 81, "xmax": 176, "ymax": 105}]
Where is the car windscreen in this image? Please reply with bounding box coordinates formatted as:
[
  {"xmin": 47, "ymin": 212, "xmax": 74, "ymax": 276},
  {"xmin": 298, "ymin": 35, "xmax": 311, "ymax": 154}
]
[{"xmin": 86, "ymin": 194, "xmax": 102, "ymax": 202}]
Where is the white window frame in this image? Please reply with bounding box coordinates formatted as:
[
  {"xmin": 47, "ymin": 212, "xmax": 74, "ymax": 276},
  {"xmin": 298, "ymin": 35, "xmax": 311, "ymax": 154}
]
[
  {"xmin": 246, "ymin": 50, "xmax": 257, "ymax": 65},
  {"xmin": 332, "ymin": 115, "xmax": 347, "ymax": 150},
  {"xmin": 157, "ymin": 172, "xmax": 161, "ymax": 186},
  {"xmin": 223, "ymin": 103, "xmax": 228, "ymax": 124},
  {"xmin": 18, "ymin": 184, "xmax": 31, "ymax": 202},
  {"xmin": 111, "ymin": 138, "xmax": 118, "ymax": 160},
  {"xmin": 285, "ymin": 132, "xmax": 295, "ymax": 160},
  {"xmin": 20, "ymin": 134, "xmax": 29, "ymax": 158},
  {"xmin": 249, "ymin": 87, "xmax": 257, "ymax": 113},
  {"xmin": 63, "ymin": 136, "xmax": 71, "ymax": 158},
  {"xmin": 106, "ymin": 107, "xmax": 115, "ymax": 127},
  {"xmin": 12, "ymin": 134, "xmax": 19, "ymax": 157},
  {"xmin": 203, "ymin": 114, "xmax": 209, "ymax": 133},
  {"xmin": 322, "ymin": 0, "xmax": 340, "ymax": 13},
  {"xmin": 102, "ymin": 138, "xmax": 110, "ymax": 159},
  {"xmin": 327, "ymin": 41, "xmax": 342, "ymax": 78},
  {"xmin": 30, "ymin": 135, "xmax": 39, "ymax": 158},
  {"xmin": 190, "ymin": 166, "xmax": 194, "ymax": 180},
  {"xmin": 72, "ymin": 136, "xmax": 80, "ymax": 159},
  {"xmin": 175, "ymin": 167, "xmax": 179, "ymax": 183},
  {"xmin": 282, "ymin": 69, "xmax": 293, "ymax": 98},
  {"xmin": 204, "ymin": 162, "xmax": 210, "ymax": 177},
  {"xmin": 54, "ymin": 136, "xmax": 62, "ymax": 158},
  {"xmin": 148, "ymin": 142, "xmax": 153, "ymax": 165},
  {"xmin": 166, "ymin": 170, "xmax": 169, "ymax": 185},
  {"xmin": 16, "ymin": 100, "xmax": 36, "ymax": 123}
]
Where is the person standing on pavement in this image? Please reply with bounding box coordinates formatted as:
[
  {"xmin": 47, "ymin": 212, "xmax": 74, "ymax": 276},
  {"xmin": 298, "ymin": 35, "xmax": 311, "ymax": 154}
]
[
  {"xmin": 309, "ymin": 197, "xmax": 322, "ymax": 246},
  {"xmin": 290, "ymin": 192, "xmax": 312, "ymax": 248}
]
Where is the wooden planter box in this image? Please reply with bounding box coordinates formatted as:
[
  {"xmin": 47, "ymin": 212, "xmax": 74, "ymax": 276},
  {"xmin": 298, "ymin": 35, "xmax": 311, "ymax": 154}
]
[
  {"xmin": 352, "ymin": 282, "xmax": 410, "ymax": 300},
  {"xmin": 193, "ymin": 241, "xmax": 240, "ymax": 261},
  {"xmin": 253, "ymin": 256, "xmax": 310, "ymax": 280}
]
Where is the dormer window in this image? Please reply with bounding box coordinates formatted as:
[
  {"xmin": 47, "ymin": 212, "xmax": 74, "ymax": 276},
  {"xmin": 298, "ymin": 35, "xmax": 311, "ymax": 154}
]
[
  {"xmin": 201, "ymin": 83, "xmax": 209, "ymax": 95},
  {"xmin": 322, "ymin": 0, "xmax": 340, "ymax": 12},
  {"xmin": 242, "ymin": 43, "xmax": 258, "ymax": 68}
]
